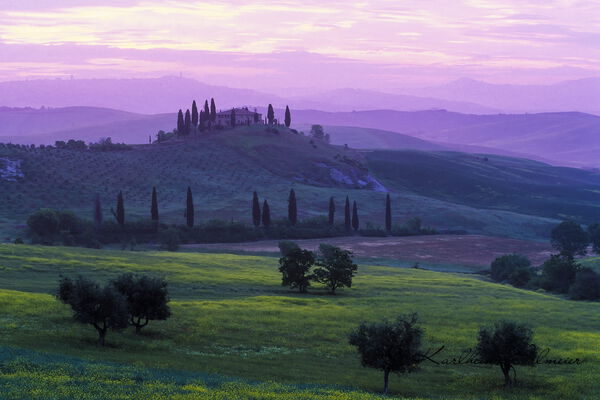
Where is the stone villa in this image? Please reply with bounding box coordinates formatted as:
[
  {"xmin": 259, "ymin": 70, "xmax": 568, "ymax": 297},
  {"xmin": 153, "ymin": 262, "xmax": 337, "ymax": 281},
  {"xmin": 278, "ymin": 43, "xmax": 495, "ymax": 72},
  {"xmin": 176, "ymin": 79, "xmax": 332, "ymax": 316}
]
[{"xmin": 216, "ymin": 107, "xmax": 263, "ymax": 127}]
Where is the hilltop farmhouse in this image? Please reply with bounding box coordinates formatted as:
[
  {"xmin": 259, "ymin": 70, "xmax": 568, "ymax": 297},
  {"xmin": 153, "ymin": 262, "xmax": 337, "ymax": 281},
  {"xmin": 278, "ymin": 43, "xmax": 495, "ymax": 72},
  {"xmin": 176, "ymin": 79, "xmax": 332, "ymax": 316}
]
[{"xmin": 217, "ymin": 107, "xmax": 263, "ymax": 127}]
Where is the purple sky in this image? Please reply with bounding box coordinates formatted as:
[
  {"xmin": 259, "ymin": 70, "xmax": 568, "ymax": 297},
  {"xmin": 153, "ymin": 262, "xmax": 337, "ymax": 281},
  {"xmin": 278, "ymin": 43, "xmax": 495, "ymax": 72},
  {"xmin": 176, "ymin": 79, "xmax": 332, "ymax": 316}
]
[{"xmin": 1, "ymin": 0, "xmax": 599, "ymax": 92}]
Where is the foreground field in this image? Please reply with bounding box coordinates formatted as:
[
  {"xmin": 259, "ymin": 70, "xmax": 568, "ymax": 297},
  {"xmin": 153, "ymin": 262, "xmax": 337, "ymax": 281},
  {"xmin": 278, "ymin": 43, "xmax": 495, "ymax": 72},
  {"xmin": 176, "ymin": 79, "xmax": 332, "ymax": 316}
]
[
  {"xmin": 185, "ymin": 234, "xmax": 553, "ymax": 272},
  {"xmin": 0, "ymin": 244, "xmax": 598, "ymax": 399}
]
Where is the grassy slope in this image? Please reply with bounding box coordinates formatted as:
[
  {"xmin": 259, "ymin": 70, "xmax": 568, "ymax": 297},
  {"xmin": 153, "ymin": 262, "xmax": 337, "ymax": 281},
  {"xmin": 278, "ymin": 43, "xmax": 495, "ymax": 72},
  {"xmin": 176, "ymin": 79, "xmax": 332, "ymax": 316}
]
[
  {"xmin": 4, "ymin": 125, "xmax": 600, "ymax": 242},
  {"xmin": 0, "ymin": 244, "xmax": 598, "ymax": 399}
]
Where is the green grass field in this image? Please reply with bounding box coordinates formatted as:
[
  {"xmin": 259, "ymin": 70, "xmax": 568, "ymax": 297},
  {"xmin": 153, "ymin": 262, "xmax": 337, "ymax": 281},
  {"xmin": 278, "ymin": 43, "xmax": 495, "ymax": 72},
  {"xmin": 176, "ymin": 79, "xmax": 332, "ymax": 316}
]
[
  {"xmin": 4, "ymin": 125, "xmax": 598, "ymax": 242},
  {"xmin": 0, "ymin": 244, "xmax": 598, "ymax": 399}
]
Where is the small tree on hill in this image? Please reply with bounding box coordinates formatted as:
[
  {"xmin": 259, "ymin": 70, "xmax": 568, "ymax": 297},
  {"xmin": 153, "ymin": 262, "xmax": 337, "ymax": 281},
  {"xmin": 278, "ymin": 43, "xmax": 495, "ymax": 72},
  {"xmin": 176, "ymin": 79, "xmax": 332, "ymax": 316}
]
[
  {"xmin": 267, "ymin": 104, "xmax": 275, "ymax": 125},
  {"xmin": 476, "ymin": 321, "xmax": 538, "ymax": 387},
  {"xmin": 284, "ymin": 105, "xmax": 291, "ymax": 128},
  {"xmin": 278, "ymin": 248, "xmax": 315, "ymax": 293},
  {"xmin": 252, "ymin": 191, "xmax": 261, "ymax": 227},
  {"xmin": 551, "ymin": 221, "xmax": 589, "ymax": 259},
  {"xmin": 288, "ymin": 189, "xmax": 297, "ymax": 226},
  {"xmin": 111, "ymin": 273, "xmax": 171, "ymax": 333},
  {"xmin": 328, "ymin": 197, "xmax": 335, "ymax": 226},
  {"xmin": 349, "ymin": 313, "xmax": 424, "ymax": 394},
  {"xmin": 94, "ymin": 194, "xmax": 103, "ymax": 228},
  {"xmin": 587, "ymin": 223, "xmax": 600, "ymax": 254},
  {"xmin": 57, "ymin": 276, "xmax": 129, "ymax": 346},
  {"xmin": 151, "ymin": 186, "xmax": 159, "ymax": 222},
  {"xmin": 310, "ymin": 125, "xmax": 325, "ymax": 140},
  {"xmin": 352, "ymin": 201, "xmax": 359, "ymax": 231},
  {"xmin": 176, "ymin": 109, "xmax": 184, "ymax": 134},
  {"xmin": 490, "ymin": 254, "xmax": 532, "ymax": 287},
  {"xmin": 344, "ymin": 196, "xmax": 351, "ymax": 232},
  {"xmin": 186, "ymin": 186, "xmax": 194, "ymax": 228},
  {"xmin": 111, "ymin": 191, "xmax": 125, "ymax": 226},
  {"xmin": 385, "ymin": 194, "xmax": 392, "ymax": 232},
  {"xmin": 191, "ymin": 100, "xmax": 198, "ymax": 127},
  {"xmin": 314, "ymin": 244, "xmax": 358, "ymax": 294},
  {"xmin": 262, "ymin": 200, "xmax": 271, "ymax": 227},
  {"xmin": 184, "ymin": 109, "xmax": 191, "ymax": 135}
]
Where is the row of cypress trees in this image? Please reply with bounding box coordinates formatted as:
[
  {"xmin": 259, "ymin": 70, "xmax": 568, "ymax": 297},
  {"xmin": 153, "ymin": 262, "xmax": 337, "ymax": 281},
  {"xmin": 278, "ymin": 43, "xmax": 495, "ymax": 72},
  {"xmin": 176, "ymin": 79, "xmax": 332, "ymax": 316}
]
[
  {"xmin": 252, "ymin": 190, "xmax": 394, "ymax": 232},
  {"xmin": 99, "ymin": 189, "xmax": 393, "ymax": 232},
  {"xmin": 101, "ymin": 186, "xmax": 196, "ymax": 228}
]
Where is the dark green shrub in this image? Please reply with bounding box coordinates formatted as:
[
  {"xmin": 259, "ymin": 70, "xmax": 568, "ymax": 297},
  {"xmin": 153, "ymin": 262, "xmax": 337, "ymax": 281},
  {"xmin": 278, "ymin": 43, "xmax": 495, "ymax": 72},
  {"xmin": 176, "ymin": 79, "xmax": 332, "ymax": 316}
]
[
  {"xmin": 569, "ymin": 268, "xmax": 600, "ymax": 300},
  {"xmin": 490, "ymin": 254, "xmax": 532, "ymax": 287},
  {"xmin": 539, "ymin": 255, "xmax": 580, "ymax": 293},
  {"xmin": 551, "ymin": 221, "xmax": 589, "ymax": 258}
]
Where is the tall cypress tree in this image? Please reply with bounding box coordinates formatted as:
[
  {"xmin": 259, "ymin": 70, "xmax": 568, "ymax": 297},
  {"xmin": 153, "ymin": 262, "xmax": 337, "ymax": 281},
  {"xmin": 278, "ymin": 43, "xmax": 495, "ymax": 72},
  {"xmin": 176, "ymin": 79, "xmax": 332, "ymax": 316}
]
[
  {"xmin": 204, "ymin": 100, "xmax": 210, "ymax": 129},
  {"xmin": 284, "ymin": 105, "xmax": 291, "ymax": 128},
  {"xmin": 176, "ymin": 109, "xmax": 184, "ymax": 134},
  {"xmin": 262, "ymin": 200, "xmax": 271, "ymax": 227},
  {"xmin": 114, "ymin": 191, "xmax": 125, "ymax": 226},
  {"xmin": 352, "ymin": 201, "xmax": 359, "ymax": 232},
  {"xmin": 328, "ymin": 196, "xmax": 335, "ymax": 225},
  {"xmin": 186, "ymin": 186, "xmax": 194, "ymax": 228},
  {"xmin": 199, "ymin": 110, "xmax": 205, "ymax": 132},
  {"xmin": 252, "ymin": 191, "xmax": 261, "ymax": 227},
  {"xmin": 288, "ymin": 189, "xmax": 297, "ymax": 225},
  {"xmin": 94, "ymin": 194, "xmax": 103, "ymax": 227},
  {"xmin": 267, "ymin": 104, "xmax": 275, "ymax": 125},
  {"xmin": 184, "ymin": 110, "xmax": 191, "ymax": 135},
  {"xmin": 344, "ymin": 196, "xmax": 351, "ymax": 232},
  {"xmin": 210, "ymin": 98, "xmax": 217, "ymax": 123},
  {"xmin": 385, "ymin": 193, "xmax": 392, "ymax": 232},
  {"xmin": 191, "ymin": 100, "xmax": 198, "ymax": 127},
  {"xmin": 151, "ymin": 186, "xmax": 159, "ymax": 222}
]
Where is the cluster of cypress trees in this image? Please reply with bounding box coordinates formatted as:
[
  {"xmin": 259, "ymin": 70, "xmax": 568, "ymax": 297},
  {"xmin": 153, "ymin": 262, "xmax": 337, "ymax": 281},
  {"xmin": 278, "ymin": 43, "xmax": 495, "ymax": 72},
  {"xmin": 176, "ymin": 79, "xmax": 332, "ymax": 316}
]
[{"xmin": 177, "ymin": 99, "xmax": 217, "ymax": 135}]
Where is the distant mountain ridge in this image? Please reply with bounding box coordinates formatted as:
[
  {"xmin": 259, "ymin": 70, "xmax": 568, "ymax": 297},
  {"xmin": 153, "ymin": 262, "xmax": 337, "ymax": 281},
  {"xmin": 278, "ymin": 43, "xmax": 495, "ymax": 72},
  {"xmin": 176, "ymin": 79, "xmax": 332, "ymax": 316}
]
[
  {"xmin": 404, "ymin": 77, "xmax": 600, "ymax": 115},
  {"xmin": 0, "ymin": 76, "xmax": 497, "ymax": 115}
]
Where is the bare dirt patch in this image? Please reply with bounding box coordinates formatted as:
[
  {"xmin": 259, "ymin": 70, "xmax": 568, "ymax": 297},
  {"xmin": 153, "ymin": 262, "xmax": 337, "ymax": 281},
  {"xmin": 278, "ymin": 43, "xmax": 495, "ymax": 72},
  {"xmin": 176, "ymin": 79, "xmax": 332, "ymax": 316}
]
[{"xmin": 183, "ymin": 235, "xmax": 553, "ymax": 270}]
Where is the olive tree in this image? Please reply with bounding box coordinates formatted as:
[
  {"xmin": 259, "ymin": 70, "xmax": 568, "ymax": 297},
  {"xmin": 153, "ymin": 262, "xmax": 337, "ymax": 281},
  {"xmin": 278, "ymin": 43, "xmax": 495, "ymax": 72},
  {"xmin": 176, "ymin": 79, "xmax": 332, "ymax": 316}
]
[
  {"xmin": 57, "ymin": 276, "xmax": 129, "ymax": 346},
  {"xmin": 476, "ymin": 321, "xmax": 538, "ymax": 387},
  {"xmin": 349, "ymin": 313, "xmax": 424, "ymax": 394},
  {"xmin": 111, "ymin": 273, "xmax": 171, "ymax": 333}
]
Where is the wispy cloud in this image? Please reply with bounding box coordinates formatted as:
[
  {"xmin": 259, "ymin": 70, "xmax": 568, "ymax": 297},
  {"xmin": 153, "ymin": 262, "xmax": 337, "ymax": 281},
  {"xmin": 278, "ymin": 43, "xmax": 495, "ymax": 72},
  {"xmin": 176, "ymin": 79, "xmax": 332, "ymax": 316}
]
[{"xmin": 0, "ymin": 0, "xmax": 598, "ymax": 87}]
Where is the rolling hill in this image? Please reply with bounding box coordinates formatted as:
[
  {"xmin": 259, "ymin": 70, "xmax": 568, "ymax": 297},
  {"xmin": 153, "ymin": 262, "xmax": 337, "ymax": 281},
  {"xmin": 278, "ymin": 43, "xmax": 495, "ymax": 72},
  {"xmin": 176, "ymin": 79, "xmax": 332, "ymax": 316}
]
[
  {"xmin": 290, "ymin": 109, "xmax": 600, "ymax": 168},
  {"xmin": 3, "ymin": 106, "xmax": 600, "ymax": 169},
  {"xmin": 2, "ymin": 125, "xmax": 600, "ymax": 242}
]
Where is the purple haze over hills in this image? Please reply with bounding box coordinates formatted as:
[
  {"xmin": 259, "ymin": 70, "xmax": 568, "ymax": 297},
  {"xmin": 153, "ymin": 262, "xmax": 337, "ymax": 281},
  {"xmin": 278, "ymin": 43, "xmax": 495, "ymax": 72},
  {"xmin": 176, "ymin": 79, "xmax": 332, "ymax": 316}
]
[{"xmin": 1, "ymin": 76, "xmax": 599, "ymax": 115}]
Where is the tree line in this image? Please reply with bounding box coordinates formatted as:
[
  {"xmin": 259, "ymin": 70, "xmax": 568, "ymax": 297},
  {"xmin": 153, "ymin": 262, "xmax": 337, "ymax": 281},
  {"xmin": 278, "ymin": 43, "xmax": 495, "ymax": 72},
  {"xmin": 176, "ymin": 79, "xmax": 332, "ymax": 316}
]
[
  {"xmin": 488, "ymin": 220, "xmax": 600, "ymax": 301},
  {"xmin": 24, "ymin": 188, "xmax": 433, "ymax": 248}
]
